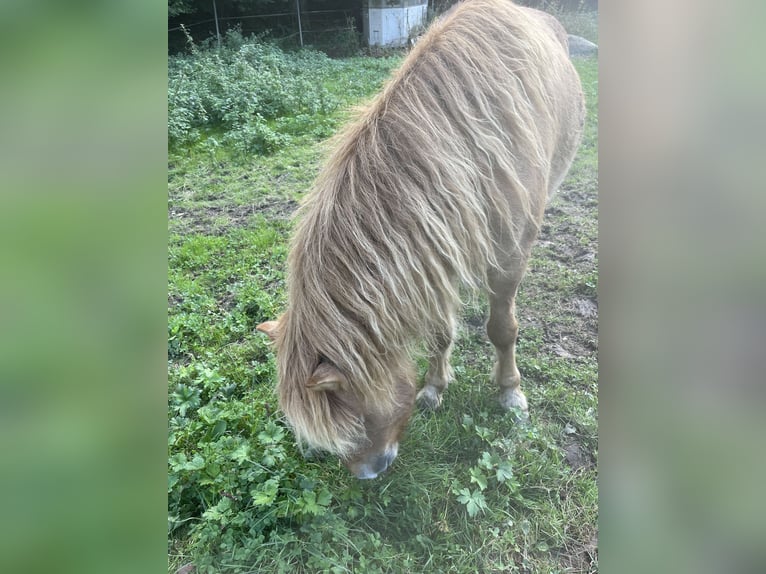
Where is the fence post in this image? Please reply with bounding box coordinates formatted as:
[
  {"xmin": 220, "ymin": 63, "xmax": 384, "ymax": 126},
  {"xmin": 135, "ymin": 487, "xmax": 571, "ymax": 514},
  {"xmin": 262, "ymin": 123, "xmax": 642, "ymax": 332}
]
[
  {"xmin": 212, "ymin": 0, "xmax": 221, "ymax": 49},
  {"xmin": 296, "ymin": 0, "xmax": 304, "ymax": 47}
]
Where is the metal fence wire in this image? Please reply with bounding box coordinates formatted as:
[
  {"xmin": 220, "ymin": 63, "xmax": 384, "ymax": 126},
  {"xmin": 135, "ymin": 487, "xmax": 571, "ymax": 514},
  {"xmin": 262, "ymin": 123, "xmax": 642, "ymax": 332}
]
[{"xmin": 169, "ymin": 8, "xmax": 359, "ymax": 50}]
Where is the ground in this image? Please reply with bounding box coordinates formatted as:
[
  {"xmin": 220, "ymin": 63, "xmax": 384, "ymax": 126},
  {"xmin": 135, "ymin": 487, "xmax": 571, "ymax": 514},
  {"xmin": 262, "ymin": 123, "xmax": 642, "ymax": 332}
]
[{"xmin": 168, "ymin": 51, "xmax": 597, "ymax": 574}]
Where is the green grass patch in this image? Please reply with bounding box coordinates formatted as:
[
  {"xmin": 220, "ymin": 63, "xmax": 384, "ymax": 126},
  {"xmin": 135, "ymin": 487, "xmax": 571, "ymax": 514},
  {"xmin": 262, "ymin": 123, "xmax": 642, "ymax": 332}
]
[{"xmin": 169, "ymin": 40, "xmax": 598, "ymax": 573}]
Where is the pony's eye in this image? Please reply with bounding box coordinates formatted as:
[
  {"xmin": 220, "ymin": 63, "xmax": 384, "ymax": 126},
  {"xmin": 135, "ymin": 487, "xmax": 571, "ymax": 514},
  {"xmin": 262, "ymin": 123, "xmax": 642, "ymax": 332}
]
[{"xmin": 317, "ymin": 355, "xmax": 336, "ymax": 369}]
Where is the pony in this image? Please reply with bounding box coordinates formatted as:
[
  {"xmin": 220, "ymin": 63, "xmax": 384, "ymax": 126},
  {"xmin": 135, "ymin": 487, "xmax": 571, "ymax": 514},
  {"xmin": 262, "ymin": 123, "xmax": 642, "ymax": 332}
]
[{"xmin": 257, "ymin": 0, "xmax": 586, "ymax": 479}]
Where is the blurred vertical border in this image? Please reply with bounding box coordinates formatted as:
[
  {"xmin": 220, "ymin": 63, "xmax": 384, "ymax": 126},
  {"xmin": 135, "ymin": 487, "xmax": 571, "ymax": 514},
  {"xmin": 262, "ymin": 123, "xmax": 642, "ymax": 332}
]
[
  {"xmin": 601, "ymin": 0, "xmax": 766, "ymax": 572},
  {"xmin": 0, "ymin": 1, "xmax": 166, "ymax": 573}
]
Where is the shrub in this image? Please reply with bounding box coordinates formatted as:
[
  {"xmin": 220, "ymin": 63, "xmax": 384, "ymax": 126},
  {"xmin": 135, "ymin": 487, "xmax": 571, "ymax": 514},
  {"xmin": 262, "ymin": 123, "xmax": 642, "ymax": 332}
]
[{"xmin": 168, "ymin": 29, "xmax": 343, "ymax": 154}]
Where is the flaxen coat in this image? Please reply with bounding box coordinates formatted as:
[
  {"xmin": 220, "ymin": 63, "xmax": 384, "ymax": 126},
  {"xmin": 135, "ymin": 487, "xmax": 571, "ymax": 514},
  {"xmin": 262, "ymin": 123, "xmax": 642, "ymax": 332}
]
[{"xmin": 259, "ymin": 0, "xmax": 585, "ymax": 472}]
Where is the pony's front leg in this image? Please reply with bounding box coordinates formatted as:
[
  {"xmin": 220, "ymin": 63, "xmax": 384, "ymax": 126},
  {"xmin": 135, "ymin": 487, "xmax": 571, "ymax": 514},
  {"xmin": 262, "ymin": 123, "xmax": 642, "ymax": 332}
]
[{"xmin": 416, "ymin": 318, "xmax": 456, "ymax": 410}]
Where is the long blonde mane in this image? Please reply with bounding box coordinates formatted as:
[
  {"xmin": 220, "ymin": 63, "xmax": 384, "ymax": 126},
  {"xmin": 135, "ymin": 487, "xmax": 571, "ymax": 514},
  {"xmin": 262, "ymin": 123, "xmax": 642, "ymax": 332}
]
[{"xmin": 273, "ymin": 0, "xmax": 582, "ymax": 457}]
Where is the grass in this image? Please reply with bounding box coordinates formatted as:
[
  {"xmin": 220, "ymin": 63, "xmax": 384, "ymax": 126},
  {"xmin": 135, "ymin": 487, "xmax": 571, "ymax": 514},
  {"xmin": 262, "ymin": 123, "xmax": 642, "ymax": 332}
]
[{"xmin": 168, "ymin": 35, "xmax": 598, "ymax": 574}]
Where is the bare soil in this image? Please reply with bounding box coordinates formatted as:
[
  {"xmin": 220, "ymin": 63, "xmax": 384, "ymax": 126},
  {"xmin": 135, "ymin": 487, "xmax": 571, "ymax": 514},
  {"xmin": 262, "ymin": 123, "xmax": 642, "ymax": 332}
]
[{"xmin": 168, "ymin": 198, "xmax": 298, "ymax": 235}]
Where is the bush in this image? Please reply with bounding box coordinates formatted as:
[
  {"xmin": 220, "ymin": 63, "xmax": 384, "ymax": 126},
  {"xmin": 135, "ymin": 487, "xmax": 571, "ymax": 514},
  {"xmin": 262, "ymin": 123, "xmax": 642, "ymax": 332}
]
[{"xmin": 168, "ymin": 29, "xmax": 343, "ymax": 155}]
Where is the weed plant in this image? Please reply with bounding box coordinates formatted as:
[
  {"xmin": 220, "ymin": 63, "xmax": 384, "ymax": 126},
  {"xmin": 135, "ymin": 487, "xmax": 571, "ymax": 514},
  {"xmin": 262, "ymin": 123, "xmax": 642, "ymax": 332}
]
[{"xmin": 168, "ymin": 28, "xmax": 398, "ymax": 157}]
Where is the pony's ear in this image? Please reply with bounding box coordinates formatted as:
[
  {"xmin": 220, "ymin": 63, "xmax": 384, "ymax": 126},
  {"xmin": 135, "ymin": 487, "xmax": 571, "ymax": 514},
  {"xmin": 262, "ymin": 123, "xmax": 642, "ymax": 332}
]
[
  {"xmin": 307, "ymin": 362, "xmax": 347, "ymax": 392},
  {"xmin": 256, "ymin": 320, "xmax": 280, "ymax": 342}
]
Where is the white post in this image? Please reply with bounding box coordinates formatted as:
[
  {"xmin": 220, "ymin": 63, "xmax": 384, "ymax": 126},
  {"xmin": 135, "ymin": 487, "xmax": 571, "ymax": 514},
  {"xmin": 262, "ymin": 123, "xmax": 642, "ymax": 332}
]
[
  {"xmin": 212, "ymin": 0, "xmax": 221, "ymax": 49},
  {"xmin": 296, "ymin": 0, "xmax": 304, "ymax": 47}
]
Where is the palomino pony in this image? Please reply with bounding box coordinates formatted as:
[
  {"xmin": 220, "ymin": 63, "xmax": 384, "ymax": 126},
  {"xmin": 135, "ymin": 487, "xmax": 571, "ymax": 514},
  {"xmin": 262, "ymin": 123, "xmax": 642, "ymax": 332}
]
[{"xmin": 257, "ymin": 0, "xmax": 585, "ymax": 479}]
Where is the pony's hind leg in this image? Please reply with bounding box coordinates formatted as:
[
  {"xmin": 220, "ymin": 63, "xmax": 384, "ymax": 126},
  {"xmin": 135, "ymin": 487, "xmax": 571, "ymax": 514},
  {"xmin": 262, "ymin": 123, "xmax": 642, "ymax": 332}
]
[
  {"xmin": 487, "ymin": 269, "xmax": 529, "ymax": 415},
  {"xmin": 416, "ymin": 316, "xmax": 456, "ymax": 410}
]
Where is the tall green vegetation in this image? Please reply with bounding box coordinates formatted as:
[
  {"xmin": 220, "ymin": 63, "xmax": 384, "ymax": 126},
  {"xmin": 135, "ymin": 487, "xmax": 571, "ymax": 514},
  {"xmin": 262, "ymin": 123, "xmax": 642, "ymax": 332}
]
[{"xmin": 168, "ymin": 29, "xmax": 397, "ymax": 155}]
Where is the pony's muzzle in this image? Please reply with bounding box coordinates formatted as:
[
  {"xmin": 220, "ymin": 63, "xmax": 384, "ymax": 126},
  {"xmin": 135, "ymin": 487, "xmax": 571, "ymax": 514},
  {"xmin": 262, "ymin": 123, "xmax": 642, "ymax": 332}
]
[{"xmin": 353, "ymin": 443, "xmax": 399, "ymax": 480}]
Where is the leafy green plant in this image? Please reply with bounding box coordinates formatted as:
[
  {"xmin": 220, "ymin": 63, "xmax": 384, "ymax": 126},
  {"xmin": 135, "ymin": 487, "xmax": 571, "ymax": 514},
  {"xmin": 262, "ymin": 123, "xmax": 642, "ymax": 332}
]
[
  {"xmin": 168, "ymin": 27, "xmax": 402, "ymax": 162},
  {"xmin": 456, "ymin": 487, "xmax": 488, "ymax": 518},
  {"xmin": 171, "ymin": 384, "xmax": 202, "ymax": 417},
  {"xmin": 168, "ymin": 28, "xmax": 399, "ymax": 159},
  {"xmin": 453, "ymin": 413, "xmax": 525, "ymax": 518}
]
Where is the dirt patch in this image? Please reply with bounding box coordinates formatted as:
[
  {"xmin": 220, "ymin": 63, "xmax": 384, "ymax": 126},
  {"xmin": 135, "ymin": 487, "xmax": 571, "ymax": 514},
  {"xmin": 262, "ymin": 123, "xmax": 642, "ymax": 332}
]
[
  {"xmin": 562, "ymin": 440, "xmax": 595, "ymax": 471},
  {"xmin": 540, "ymin": 318, "xmax": 598, "ymax": 359},
  {"xmin": 534, "ymin": 180, "xmax": 599, "ymax": 361},
  {"xmin": 168, "ymin": 204, "xmax": 254, "ymax": 235},
  {"xmin": 555, "ymin": 527, "xmax": 598, "ymax": 574},
  {"xmin": 255, "ymin": 197, "xmax": 299, "ymax": 219},
  {"xmin": 169, "ymin": 198, "xmax": 298, "ymax": 235},
  {"xmin": 573, "ymin": 297, "xmax": 598, "ymax": 319},
  {"xmin": 551, "ymin": 343, "xmax": 576, "ymax": 359}
]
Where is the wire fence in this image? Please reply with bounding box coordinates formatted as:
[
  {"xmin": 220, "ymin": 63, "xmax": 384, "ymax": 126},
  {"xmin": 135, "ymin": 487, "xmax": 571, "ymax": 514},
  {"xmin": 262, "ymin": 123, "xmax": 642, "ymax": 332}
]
[
  {"xmin": 168, "ymin": 10, "xmax": 353, "ymax": 33},
  {"xmin": 168, "ymin": 7, "xmax": 361, "ymax": 53},
  {"xmin": 168, "ymin": 1, "xmax": 597, "ymax": 53}
]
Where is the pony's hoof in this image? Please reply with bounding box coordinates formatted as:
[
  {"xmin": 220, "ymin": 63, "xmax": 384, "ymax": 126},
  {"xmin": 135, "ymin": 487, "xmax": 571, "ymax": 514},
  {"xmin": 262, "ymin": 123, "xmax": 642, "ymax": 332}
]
[
  {"xmin": 499, "ymin": 388, "xmax": 528, "ymax": 413},
  {"xmin": 416, "ymin": 385, "xmax": 443, "ymax": 410}
]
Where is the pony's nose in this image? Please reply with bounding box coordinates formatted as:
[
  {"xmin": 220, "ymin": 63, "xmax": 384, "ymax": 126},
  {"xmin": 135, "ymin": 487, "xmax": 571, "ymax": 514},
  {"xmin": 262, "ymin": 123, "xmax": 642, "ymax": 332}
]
[{"xmin": 354, "ymin": 443, "xmax": 398, "ymax": 480}]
